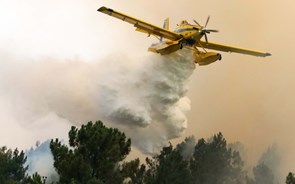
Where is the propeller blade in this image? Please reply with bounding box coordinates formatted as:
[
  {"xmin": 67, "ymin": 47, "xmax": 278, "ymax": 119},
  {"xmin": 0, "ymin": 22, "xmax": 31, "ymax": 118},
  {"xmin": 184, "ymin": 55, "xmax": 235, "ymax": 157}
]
[
  {"xmin": 205, "ymin": 29, "xmax": 219, "ymax": 33},
  {"xmin": 199, "ymin": 16, "xmax": 217, "ymax": 44},
  {"xmin": 193, "ymin": 19, "xmax": 201, "ymax": 27},
  {"xmin": 204, "ymin": 33, "xmax": 208, "ymax": 43},
  {"xmin": 205, "ymin": 16, "xmax": 210, "ymax": 28}
]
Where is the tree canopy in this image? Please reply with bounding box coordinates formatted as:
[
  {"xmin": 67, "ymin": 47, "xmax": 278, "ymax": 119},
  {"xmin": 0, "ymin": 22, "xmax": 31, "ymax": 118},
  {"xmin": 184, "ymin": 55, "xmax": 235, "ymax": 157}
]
[
  {"xmin": 0, "ymin": 120, "xmax": 292, "ymax": 184},
  {"xmin": 286, "ymin": 172, "xmax": 295, "ymax": 184},
  {"xmin": 133, "ymin": 132, "xmax": 245, "ymax": 184},
  {"xmin": 50, "ymin": 121, "xmax": 131, "ymax": 184},
  {"xmin": 144, "ymin": 143, "xmax": 191, "ymax": 184},
  {"xmin": 190, "ymin": 132, "xmax": 244, "ymax": 184},
  {"xmin": 0, "ymin": 147, "xmax": 27, "ymax": 184},
  {"xmin": 0, "ymin": 146, "xmax": 45, "ymax": 184},
  {"xmin": 246, "ymin": 163, "xmax": 275, "ymax": 184}
]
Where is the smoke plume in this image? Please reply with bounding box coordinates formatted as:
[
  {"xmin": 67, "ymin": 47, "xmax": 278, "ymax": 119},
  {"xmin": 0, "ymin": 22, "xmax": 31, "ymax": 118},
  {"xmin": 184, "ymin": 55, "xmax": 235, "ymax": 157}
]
[
  {"xmin": 0, "ymin": 50, "xmax": 195, "ymax": 154},
  {"xmin": 26, "ymin": 141, "xmax": 59, "ymax": 182},
  {"xmin": 98, "ymin": 50, "xmax": 195, "ymax": 153}
]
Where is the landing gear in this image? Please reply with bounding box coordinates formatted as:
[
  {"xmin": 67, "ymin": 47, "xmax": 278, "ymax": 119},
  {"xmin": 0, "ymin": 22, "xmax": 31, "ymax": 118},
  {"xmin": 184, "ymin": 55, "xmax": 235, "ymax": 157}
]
[{"xmin": 218, "ymin": 54, "xmax": 222, "ymax": 60}]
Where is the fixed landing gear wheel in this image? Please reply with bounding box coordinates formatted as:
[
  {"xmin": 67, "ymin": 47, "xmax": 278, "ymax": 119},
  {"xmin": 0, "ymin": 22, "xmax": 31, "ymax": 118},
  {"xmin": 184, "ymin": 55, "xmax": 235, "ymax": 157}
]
[
  {"xmin": 180, "ymin": 44, "xmax": 183, "ymax": 49},
  {"xmin": 218, "ymin": 54, "xmax": 222, "ymax": 60}
]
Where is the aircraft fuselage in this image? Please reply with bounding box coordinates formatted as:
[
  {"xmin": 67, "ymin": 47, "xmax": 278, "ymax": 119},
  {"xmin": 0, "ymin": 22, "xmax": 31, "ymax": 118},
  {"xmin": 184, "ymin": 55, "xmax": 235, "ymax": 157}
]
[{"xmin": 148, "ymin": 22, "xmax": 221, "ymax": 65}]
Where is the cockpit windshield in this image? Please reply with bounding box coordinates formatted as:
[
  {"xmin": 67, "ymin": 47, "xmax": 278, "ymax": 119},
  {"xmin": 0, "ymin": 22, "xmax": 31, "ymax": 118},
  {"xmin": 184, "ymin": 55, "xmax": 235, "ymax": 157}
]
[{"xmin": 180, "ymin": 20, "xmax": 189, "ymax": 25}]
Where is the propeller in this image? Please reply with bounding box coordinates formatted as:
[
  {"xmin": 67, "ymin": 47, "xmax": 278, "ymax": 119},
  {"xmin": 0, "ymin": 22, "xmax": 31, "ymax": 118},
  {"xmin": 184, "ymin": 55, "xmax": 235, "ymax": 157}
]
[
  {"xmin": 205, "ymin": 16, "xmax": 210, "ymax": 27},
  {"xmin": 204, "ymin": 33, "xmax": 208, "ymax": 43},
  {"xmin": 193, "ymin": 16, "xmax": 218, "ymax": 43},
  {"xmin": 193, "ymin": 19, "xmax": 201, "ymax": 27}
]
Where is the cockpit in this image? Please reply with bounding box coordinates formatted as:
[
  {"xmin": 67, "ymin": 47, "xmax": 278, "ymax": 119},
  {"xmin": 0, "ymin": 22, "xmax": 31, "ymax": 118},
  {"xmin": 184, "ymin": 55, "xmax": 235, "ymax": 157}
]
[{"xmin": 180, "ymin": 20, "xmax": 189, "ymax": 25}]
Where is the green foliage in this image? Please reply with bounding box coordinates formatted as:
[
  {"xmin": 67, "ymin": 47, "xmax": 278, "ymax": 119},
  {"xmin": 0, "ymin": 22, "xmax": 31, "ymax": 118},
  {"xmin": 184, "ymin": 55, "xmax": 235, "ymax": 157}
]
[
  {"xmin": 50, "ymin": 120, "xmax": 131, "ymax": 184},
  {"xmin": 0, "ymin": 124, "xmax": 283, "ymax": 184},
  {"xmin": 144, "ymin": 143, "xmax": 191, "ymax": 184},
  {"xmin": 141, "ymin": 133, "xmax": 245, "ymax": 184},
  {"xmin": 190, "ymin": 132, "xmax": 244, "ymax": 184},
  {"xmin": 257, "ymin": 144, "xmax": 280, "ymax": 182},
  {"xmin": 0, "ymin": 146, "xmax": 28, "ymax": 184},
  {"xmin": 23, "ymin": 172, "xmax": 46, "ymax": 184},
  {"xmin": 176, "ymin": 136, "xmax": 195, "ymax": 160},
  {"xmin": 286, "ymin": 172, "xmax": 295, "ymax": 184},
  {"xmin": 246, "ymin": 163, "xmax": 275, "ymax": 184},
  {"xmin": 121, "ymin": 158, "xmax": 146, "ymax": 184}
]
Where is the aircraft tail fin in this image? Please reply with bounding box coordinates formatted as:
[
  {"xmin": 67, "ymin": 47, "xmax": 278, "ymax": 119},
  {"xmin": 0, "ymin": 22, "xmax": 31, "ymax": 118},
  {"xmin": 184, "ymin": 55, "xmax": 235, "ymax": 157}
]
[
  {"xmin": 160, "ymin": 18, "xmax": 169, "ymax": 41},
  {"xmin": 163, "ymin": 18, "xmax": 169, "ymax": 30}
]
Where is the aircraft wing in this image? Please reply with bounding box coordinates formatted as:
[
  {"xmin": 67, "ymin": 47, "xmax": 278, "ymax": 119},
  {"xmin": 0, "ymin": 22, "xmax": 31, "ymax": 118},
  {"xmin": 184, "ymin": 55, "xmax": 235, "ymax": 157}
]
[
  {"xmin": 199, "ymin": 40, "xmax": 271, "ymax": 57},
  {"xmin": 98, "ymin": 6, "xmax": 183, "ymax": 41}
]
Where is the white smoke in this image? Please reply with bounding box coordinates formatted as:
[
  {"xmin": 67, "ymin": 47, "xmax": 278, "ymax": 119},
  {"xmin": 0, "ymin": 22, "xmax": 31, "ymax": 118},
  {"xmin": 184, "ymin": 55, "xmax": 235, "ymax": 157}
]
[
  {"xmin": 96, "ymin": 50, "xmax": 195, "ymax": 153},
  {"xmin": 257, "ymin": 144, "xmax": 282, "ymax": 182},
  {"xmin": 0, "ymin": 49, "xmax": 195, "ymax": 155},
  {"xmin": 26, "ymin": 141, "xmax": 59, "ymax": 182}
]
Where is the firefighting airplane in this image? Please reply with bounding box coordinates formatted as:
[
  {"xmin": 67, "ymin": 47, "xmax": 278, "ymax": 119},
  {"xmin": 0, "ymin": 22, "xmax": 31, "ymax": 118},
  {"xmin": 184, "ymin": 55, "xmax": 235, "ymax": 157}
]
[{"xmin": 98, "ymin": 6, "xmax": 271, "ymax": 66}]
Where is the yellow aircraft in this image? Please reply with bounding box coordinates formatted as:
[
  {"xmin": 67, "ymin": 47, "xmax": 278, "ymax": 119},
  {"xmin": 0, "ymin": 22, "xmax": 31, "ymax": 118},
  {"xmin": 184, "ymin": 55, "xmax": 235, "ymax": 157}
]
[{"xmin": 98, "ymin": 6, "xmax": 271, "ymax": 66}]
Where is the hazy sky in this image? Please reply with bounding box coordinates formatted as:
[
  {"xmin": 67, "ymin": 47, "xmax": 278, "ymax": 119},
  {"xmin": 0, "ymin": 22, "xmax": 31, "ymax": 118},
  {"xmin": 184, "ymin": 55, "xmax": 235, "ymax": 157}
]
[{"xmin": 1, "ymin": 0, "xmax": 295, "ymax": 178}]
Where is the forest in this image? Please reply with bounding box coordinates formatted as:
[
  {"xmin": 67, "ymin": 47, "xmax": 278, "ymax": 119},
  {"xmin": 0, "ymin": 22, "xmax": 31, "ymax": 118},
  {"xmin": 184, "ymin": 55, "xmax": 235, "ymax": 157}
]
[{"xmin": 0, "ymin": 121, "xmax": 294, "ymax": 184}]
